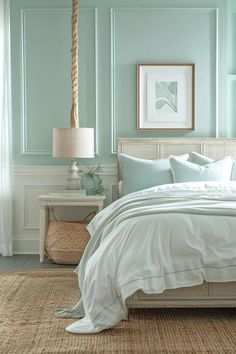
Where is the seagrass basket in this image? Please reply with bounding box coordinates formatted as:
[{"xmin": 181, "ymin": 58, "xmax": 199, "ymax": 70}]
[{"xmin": 45, "ymin": 208, "xmax": 96, "ymax": 265}]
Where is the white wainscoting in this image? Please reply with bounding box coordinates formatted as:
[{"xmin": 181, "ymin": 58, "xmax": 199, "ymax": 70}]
[{"xmin": 12, "ymin": 165, "xmax": 118, "ymax": 254}]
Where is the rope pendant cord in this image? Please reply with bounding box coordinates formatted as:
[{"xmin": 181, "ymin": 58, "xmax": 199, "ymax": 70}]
[{"xmin": 71, "ymin": 0, "xmax": 79, "ymax": 128}]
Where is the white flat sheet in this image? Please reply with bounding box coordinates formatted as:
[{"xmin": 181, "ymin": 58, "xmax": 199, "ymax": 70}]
[{"xmin": 64, "ymin": 182, "xmax": 236, "ymax": 333}]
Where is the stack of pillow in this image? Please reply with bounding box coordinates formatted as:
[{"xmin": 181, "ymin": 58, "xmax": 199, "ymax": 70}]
[{"xmin": 119, "ymin": 152, "xmax": 235, "ymax": 196}]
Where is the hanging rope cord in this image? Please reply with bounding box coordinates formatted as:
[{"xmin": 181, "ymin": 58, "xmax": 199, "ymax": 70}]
[{"xmin": 71, "ymin": 0, "xmax": 79, "ymax": 128}]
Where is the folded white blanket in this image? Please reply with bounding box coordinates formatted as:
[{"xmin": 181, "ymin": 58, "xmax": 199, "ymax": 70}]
[{"xmin": 56, "ymin": 181, "xmax": 236, "ymax": 333}]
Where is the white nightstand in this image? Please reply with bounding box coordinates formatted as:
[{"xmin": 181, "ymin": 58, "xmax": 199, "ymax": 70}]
[{"xmin": 38, "ymin": 192, "xmax": 106, "ymax": 263}]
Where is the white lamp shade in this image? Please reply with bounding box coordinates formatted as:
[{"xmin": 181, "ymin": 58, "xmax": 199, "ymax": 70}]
[{"xmin": 53, "ymin": 127, "xmax": 94, "ymax": 158}]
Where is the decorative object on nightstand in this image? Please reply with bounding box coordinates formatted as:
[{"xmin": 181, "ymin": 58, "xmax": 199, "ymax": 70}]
[
  {"xmin": 53, "ymin": 0, "xmax": 94, "ymax": 191},
  {"xmin": 80, "ymin": 165, "xmax": 104, "ymax": 195}
]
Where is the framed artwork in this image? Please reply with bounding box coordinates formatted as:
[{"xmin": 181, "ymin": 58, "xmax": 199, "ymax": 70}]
[{"xmin": 137, "ymin": 63, "xmax": 195, "ymax": 131}]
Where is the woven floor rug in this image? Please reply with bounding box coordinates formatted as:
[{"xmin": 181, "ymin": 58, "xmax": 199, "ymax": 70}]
[{"xmin": 1, "ymin": 270, "xmax": 236, "ymax": 354}]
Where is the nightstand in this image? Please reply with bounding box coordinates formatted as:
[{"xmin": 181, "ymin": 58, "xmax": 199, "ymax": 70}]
[{"xmin": 38, "ymin": 192, "xmax": 106, "ymax": 263}]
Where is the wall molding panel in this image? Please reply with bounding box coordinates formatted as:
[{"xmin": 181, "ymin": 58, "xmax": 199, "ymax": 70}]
[
  {"xmin": 227, "ymin": 1, "xmax": 236, "ymax": 136},
  {"xmin": 110, "ymin": 6, "xmax": 223, "ymax": 153},
  {"xmin": 20, "ymin": 8, "xmax": 69, "ymax": 156},
  {"xmin": 227, "ymin": 74, "xmax": 236, "ymax": 136},
  {"xmin": 13, "ymin": 164, "xmax": 118, "ymax": 254},
  {"xmin": 23, "ymin": 184, "xmax": 64, "ymax": 230},
  {"xmin": 20, "ymin": 7, "xmax": 99, "ymax": 156}
]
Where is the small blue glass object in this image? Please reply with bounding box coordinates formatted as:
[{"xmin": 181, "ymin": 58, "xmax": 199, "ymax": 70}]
[{"xmin": 81, "ymin": 173, "xmax": 103, "ymax": 195}]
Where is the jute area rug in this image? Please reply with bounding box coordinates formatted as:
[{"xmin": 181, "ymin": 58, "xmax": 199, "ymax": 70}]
[{"xmin": 1, "ymin": 270, "xmax": 236, "ymax": 354}]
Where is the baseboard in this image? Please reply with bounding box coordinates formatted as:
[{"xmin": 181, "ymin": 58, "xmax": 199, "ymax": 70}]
[{"xmin": 13, "ymin": 238, "xmax": 39, "ymax": 254}]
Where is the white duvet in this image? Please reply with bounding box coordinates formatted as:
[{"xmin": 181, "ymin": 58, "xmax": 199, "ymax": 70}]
[{"xmin": 56, "ymin": 182, "xmax": 236, "ymax": 333}]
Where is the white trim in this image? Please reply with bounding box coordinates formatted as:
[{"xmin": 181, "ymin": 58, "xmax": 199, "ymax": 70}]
[
  {"xmin": 12, "ymin": 164, "xmax": 117, "ymax": 176},
  {"xmin": 215, "ymin": 7, "xmax": 219, "ymax": 138},
  {"xmin": 94, "ymin": 7, "xmax": 99, "ymax": 155},
  {"xmin": 13, "ymin": 237, "xmax": 39, "ymax": 254},
  {"xmin": 110, "ymin": 8, "xmax": 116, "ymax": 155}
]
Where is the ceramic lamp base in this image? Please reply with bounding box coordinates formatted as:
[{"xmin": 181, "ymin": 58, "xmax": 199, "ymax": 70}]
[{"xmin": 66, "ymin": 159, "xmax": 81, "ymax": 190}]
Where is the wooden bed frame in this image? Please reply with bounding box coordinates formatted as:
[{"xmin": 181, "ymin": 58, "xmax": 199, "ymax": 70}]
[{"xmin": 117, "ymin": 137, "xmax": 236, "ymax": 308}]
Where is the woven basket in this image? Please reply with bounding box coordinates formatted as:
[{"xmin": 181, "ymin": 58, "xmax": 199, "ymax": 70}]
[{"xmin": 45, "ymin": 209, "xmax": 96, "ymax": 265}]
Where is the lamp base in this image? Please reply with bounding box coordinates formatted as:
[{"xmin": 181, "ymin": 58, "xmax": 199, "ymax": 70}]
[{"xmin": 66, "ymin": 159, "xmax": 81, "ymax": 190}]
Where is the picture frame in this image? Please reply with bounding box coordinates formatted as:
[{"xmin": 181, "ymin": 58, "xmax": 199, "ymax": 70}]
[{"xmin": 137, "ymin": 63, "xmax": 195, "ymax": 131}]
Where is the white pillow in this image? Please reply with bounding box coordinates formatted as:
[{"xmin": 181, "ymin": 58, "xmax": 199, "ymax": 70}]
[
  {"xmin": 169, "ymin": 155, "xmax": 233, "ymax": 183},
  {"xmin": 189, "ymin": 151, "xmax": 236, "ymax": 181}
]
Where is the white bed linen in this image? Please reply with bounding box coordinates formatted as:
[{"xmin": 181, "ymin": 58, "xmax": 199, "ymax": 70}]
[{"xmin": 65, "ymin": 182, "xmax": 236, "ymax": 333}]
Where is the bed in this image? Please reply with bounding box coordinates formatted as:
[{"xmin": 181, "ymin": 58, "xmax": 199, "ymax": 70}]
[
  {"xmin": 57, "ymin": 137, "xmax": 236, "ymax": 333},
  {"xmin": 117, "ymin": 138, "xmax": 236, "ymax": 309}
]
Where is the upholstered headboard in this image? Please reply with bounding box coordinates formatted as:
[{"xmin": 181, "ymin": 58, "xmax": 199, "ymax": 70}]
[{"xmin": 117, "ymin": 138, "xmax": 236, "ymax": 181}]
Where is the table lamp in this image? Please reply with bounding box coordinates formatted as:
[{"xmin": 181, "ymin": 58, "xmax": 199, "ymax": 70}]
[{"xmin": 53, "ymin": 0, "xmax": 94, "ymax": 191}]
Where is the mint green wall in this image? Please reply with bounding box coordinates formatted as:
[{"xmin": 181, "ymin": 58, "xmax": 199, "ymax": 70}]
[{"xmin": 10, "ymin": 0, "xmax": 233, "ymax": 165}]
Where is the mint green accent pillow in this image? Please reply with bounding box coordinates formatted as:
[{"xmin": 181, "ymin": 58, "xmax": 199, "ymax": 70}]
[
  {"xmin": 119, "ymin": 154, "xmax": 188, "ymax": 196},
  {"xmin": 189, "ymin": 152, "xmax": 236, "ymax": 180},
  {"xmin": 189, "ymin": 152, "xmax": 213, "ymax": 165},
  {"xmin": 169, "ymin": 155, "xmax": 233, "ymax": 183}
]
